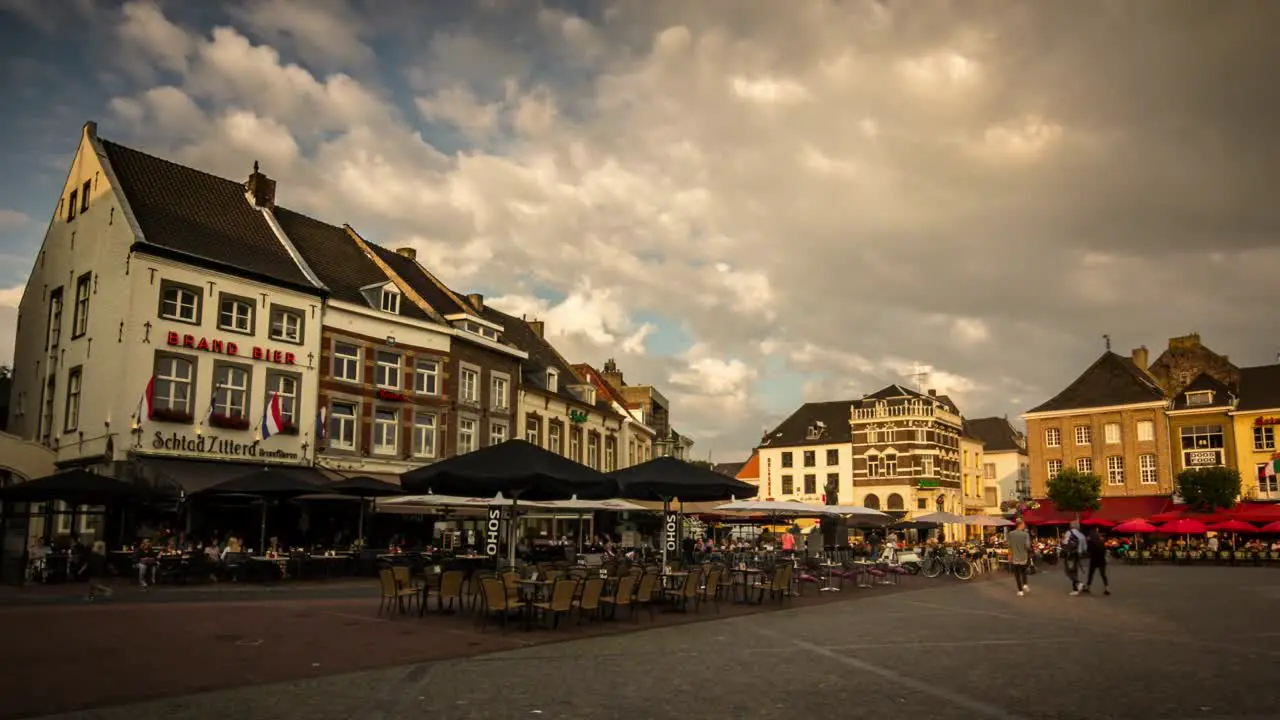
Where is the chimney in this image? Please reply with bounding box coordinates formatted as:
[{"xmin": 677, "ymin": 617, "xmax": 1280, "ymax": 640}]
[
  {"xmin": 396, "ymin": 247, "xmax": 416, "ymax": 260},
  {"xmin": 1131, "ymin": 346, "xmax": 1149, "ymax": 370},
  {"xmin": 245, "ymin": 161, "xmax": 276, "ymax": 209},
  {"xmin": 528, "ymin": 319, "xmax": 544, "ymax": 338},
  {"xmin": 927, "ymin": 389, "xmax": 937, "ymax": 397},
  {"xmin": 466, "ymin": 293, "xmax": 484, "ymax": 312}
]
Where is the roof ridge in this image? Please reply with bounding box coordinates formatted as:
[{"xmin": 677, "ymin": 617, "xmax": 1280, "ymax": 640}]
[{"xmin": 100, "ymin": 138, "xmax": 249, "ymax": 191}]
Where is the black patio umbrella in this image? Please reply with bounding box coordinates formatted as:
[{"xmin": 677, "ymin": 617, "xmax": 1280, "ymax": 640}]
[
  {"xmin": 402, "ymin": 439, "xmax": 615, "ymax": 567},
  {"xmin": 0, "ymin": 468, "xmax": 143, "ymax": 506},
  {"xmin": 194, "ymin": 468, "xmax": 323, "ymax": 552},
  {"xmin": 608, "ymin": 456, "xmax": 758, "ymax": 567},
  {"xmin": 324, "ymin": 476, "xmax": 407, "ymax": 543},
  {"xmin": 890, "ymin": 520, "xmax": 940, "ymax": 531}
]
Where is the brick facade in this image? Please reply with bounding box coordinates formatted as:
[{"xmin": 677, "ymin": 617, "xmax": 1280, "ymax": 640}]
[{"xmin": 1026, "ymin": 403, "xmax": 1174, "ymax": 498}]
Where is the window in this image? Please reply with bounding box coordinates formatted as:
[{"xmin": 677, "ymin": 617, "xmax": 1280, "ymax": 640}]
[
  {"xmin": 218, "ymin": 294, "xmax": 254, "ymax": 334},
  {"xmin": 460, "ymin": 367, "xmax": 479, "ymax": 404},
  {"xmin": 1104, "ymin": 423, "xmax": 1120, "ymax": 444},
  {"xmin": 491, "ymin": 374, "xmax": 509, "ymax": 410},
  {"xmin": 922, "ymin": 456, "xmax": 934, "ymax": 476},
  {"xmin": 213, "ymin": 365, "xmax": 249, "ymax": 419},
  {"xmin": 458, "ymin": 417, "xmax": 477, "ymax": 454},
  {"xmin": 490, "ymin": 421, "xmax": 508, "ymax": 446},
  {"xmin": 546, "ymin": 369, "xmax": 559, "ymax": 393},
  {"xmin": 803, "ymin": 474, "xmax": 816, "ymax": 494},
  {"xmin": 1047, "ymin": 459, "xmax": 1063, "ymax": 480},
  {"xmin": 826, "ymin": 472, "xmax": 839, "ymax": 490},
  {"xmin": 1136, "ymin": 420, "xmax": 1155, "ymax": 442},
  {"xmin": 1106, "ymin": 456, "xmax": 1124, "ymax": 485},
  {"xmin": 159, "ymin": 282, "xmax": 200, "ymax": 323},
  {"xmin": 1139, "ymin": 454, "xmax": 1158, "ymax": 485},
  {"xmin": 781, "ymin": 451, "xmax": 793, "ymax": 468},
  {"xmin": 63, "ymin": 367, "xmax": 82, "ymax": 432},
  {"xmin": 47, "ymin": 287, "xmax": 63, "ymax": 349},
  {"xmin": 1074, "ymin": 425, "xmax": 1091, "ymax": 445},
  {"xmin": 605, "ymin": 438, "xmax": 616, "ymax": 471},
  {"xmin": 525, "ymin": 417, "xmax": 541, "ymax": 445},
  {"xmin": 333, "ymin": 342, "xmax": 360, "ymax": 383},
  {"xmin": 1180, "ymin": 424, "xmax": 1225, "ymax": 450},
  {"xmin": 587, "ymin": 435, "xmax": 600, "ymax": 469},
  {"xmin": 826, "ymin": 449, "xmax": 839, "ymax": 465},
  {"xmin": 72, "ymin": 273, "xmax": 90, "ymax": 338},
  {"xmin": 1255, "ymin": 426, "xmax": 1276, "ymax": 451},
  {"xmin": 1076, "ymin": 457, "xmax": 1092, "ymax": 473},
  {"xmin": 375, "ymin": 351, "xmax": 401, "ymax": 389},
  {"xmin": 1185, "ymin": 390, "xmax": 1213, "ymax": 407},
  {"xmin": 153, "ymin": 355, "xmax": 194, "ymax": 415},
  {"xmin": 67, "ymin": 189, "xmax": 78, "ymax": 221},
  {"xmin": 548, "ymin": 424, "xmax": 562, "ymax": 454},
  {"xmin": 269, "ymin": 306, "xmax": 303, "ymax": 344},
  {"xmin": 40, "ymin": 385, "xmax": 54, "ymax": 443},
  {"xmin": 781, "ymin": 475, "xmax": 794, "ymax": 494},
  {"xmin": 414, "ymin": 359, "xmax": 439, "ymax": 395},
  {"xmin": 867, "ymin": 456, "xmax": 882, "ymax": 477},
  {"xmin": 81, "ymin": 180, "xmax": 90, "ymax": 212},
  {"xmin": 917, "ymin": 497, "xmax": 928, "ymax": 510},
  {"xmin": 983, "ymin": 462, "xmax": 996, "ymax": 480},
  {"xmin": 373, "ymin": 409, "xmax": 398, "ymax": 454},
  {"xmin": 380, "ymin": 289, "xmax": 400, "ymax": 314},
  {"xmin": 803, "ymin": 450, "xmax": 816, "ymax": 467},
  {"xmin": 1044, "ymin": 427, "xmax": 1061, "ymax": 448},
  {"xmin": 266, "ymin": 373, "xmax": 297, "ymax": 426},
  {"xmin": 1259, "ymin": 464, "xmax": 1279, "ymax": 495},
  {"xmin": 885, "ymin": 454, "xmax": 897, "ymax": 476},
  {"xmin": 413, "ymin": 413, "xmax": 438, "ymax": 458},
  {"xmin": 328, "ymin": 402, "xmax": 357, "ymax": 450},
  {"xmin": 570, "ymin": 428, "xmax": 581, "ymax": 462}
]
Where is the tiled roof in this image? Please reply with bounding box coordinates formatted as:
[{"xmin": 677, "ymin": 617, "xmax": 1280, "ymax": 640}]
[
  {"xmin": 1026, "ymin": 352, "xmax": 1166, "ymax": 414},
  {"xmin": 963, "ymin": 417, "xmax": 1025, "ymax": 453},
  {"xmin": 1236, "ymin": 364, "xmax": 1280, "ymax": 412},
  {"xmin": 274, "ymin": 208, "xmax": 433, "ymax": 322},
  {"xmin": 480, "ymin": 306, "xmax": 617, "ymax": 415},
  {"xmin": 712, "ymin": 461, "xmax": 746, "ymax": 477},
  {"xmin": 1170, "ymin": 372, "xmax": 1236, "ymax": 410},
  {"xmin": 100, "ymin": 140, "xmax": 321, "ymax": 293},
  {"xmin": 364, "ymin": 243, "xmax": 470, "ymax": 317},
  {"xmin": 736, "ymin": 452, "xmax": 760, "ymax": 480},
  {"xmin": 572, "ymin": 363, "xmax": 644, "ymax": 424},
  {"xmin": 760, "ymin": 400, "xmax": 855, "ymax": 448}
]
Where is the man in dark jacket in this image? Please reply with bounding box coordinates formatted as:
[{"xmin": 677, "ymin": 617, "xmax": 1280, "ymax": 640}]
[{"xmin": 1083, "ymin": 527, "xmax": 1111, "ymax": 595}]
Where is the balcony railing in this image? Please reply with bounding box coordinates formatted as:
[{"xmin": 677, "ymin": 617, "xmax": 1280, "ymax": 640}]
[{"xmin": 852, "ymin": 402, "xmax": 962, "ymax": 427}]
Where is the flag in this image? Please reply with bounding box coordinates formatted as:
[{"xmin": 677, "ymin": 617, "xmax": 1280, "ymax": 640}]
[
  {"xmin": 133, "ymin": 376, "xmax": 155, "ymax": 425},
  {"xmin": 1267, "ymin": 459, "xmax": 1278, "ymax": 481},
  {"xmin": 261, "ymin": 392, "xmax": 284, "ymax": 439},
  {"xmin": 316, "ymin": 406, "xmax": 328, "ymax": 441}
]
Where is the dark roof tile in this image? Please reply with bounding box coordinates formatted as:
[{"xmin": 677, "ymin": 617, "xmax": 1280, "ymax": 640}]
[
  {"xmin": 760, "ymin": 401, "xmax": 855, "ymax": 447},
  {"xmin": 101, "ymin": 140, "xmax": 320, "ymax": 293},
  {"xmin": 480, "ymin": 306, "xmax": 616, "ymax": 414},
  {"xmin": 364, "ymin": 244, "xmax": 470, "ymax": 317},
  {"xmin": 964, "ymin": 417, "xmax": 1026, "ymax": 452},
  {"xmin": 712, "ymin": 461, "xmax": 747, "ymax": 477},
  {"xmin": 1236, "ymin": 364, "xmax": 1280, "ymax": 412},
  {"xmin": 1027, "ymin": 352, "xmax": 1166, "ymax": 414},
  {"xmin": 1170, "ymin": 372, "xmax": 1236, "ymax": 410}
]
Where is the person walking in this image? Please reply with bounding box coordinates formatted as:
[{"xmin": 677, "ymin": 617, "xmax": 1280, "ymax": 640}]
[
  {"xmin": 1007, "ymin": 518, "xmax": 1032, "ymax": 596},
  {"xmin": 80, "ymin": 540, "xmax": 113, "ymax": 600},
  {"xmin": 1063, "ymin": 521, "xmax": 1088, "ymax": 596},
  {"xmin": 1083, "ymin": 526, "xmax": 1111, "ymax": 595}
]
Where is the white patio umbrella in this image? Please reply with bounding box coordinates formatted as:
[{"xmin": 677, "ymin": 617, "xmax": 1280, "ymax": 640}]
[
  {"xmin": 964, "ymin": 515, "xmax": 1014, "ymax": 527},
  {"xmin": 714, "ymin": 500, "xmax": 888, "ymax": 519},
  {"xmin": 537, "ymin": 496, "xmax": 650, "ymax": 552},
  {"xmin": 913, "ymin": 511, "xmax": 967, "ymax": 524}
]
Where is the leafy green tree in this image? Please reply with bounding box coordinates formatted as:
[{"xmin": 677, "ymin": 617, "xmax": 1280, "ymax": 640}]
[
  {"xmin": 1045, "ymin": 468, "xmax": 1102, "ymax": 518},
  {"xmin": 1175, "ymin": 466, "xmax": 1241, "ymax": 511}
]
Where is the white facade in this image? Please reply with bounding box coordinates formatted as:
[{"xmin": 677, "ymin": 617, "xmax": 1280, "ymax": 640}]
[
  {"xmin": 8, "ymin": 124, "xmax": 323, "ymax": 471},
  {"xmin": 519, "ymin": 386, "xmax": 629, "ymax": 471},
  {"xmin": 985, "ymin": 449, "xmax": 1030, "ymax": 505},
  {"xmin": 755, "ymin": 443, "xmax": 854, "ymax": 505}
]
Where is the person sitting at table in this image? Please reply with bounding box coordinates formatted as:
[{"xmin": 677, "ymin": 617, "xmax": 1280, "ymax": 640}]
[
  {"xmin": 222, "ymin": 535, "xmax": 242, "ymax": 558},
  {"xmin": 134, "ymin": 538, "xmax": 159, "ymax": 588}
]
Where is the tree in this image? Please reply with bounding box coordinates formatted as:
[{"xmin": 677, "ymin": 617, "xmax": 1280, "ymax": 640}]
[
  {"xmin": 1045, "ymin": 468, "xmax": 1102, "ymax": 518},
  {"xmin": 1175, "ymin": 466, "xmax": 1241, "ymax": 511}
]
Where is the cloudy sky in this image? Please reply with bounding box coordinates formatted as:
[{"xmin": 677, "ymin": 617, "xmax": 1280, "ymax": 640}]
[{"xmin": 1, "ymin": 0, "xmax": 1277, "ymax": 459}]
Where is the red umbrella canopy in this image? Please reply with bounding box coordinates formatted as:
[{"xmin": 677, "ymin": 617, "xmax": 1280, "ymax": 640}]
[
  {"xmin": 1160, "ymin": 518, "xmax": 1209, "ymax": 534},
  {"xmin": 1237, "ymin": 505, "xmax": 1280, "ymax": 523},
  {"xmin": 1080, "ymin": 517, "xmax": 1117, "ymax": 528},
  {"xmin": 1260, "ymin": 521, "xmax": 1280, "ymax": 533},
  {"xmin": 1207, "ymin": 520, "xmax": 1259, "ymax": 533},
  {"xmin": 1112, "ymin": 519, "xmax": 1160, "ymax": 534}
]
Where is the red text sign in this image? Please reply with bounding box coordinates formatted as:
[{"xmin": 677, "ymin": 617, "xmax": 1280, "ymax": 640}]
[{"xmin": 166, "ymin": 332, "xmax": 295, "ymax": 366}]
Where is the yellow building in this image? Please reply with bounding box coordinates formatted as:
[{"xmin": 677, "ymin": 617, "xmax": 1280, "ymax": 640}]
[
  {"xmin": 1165, "ymin": 373, "xmax": 1238, "ymax": 477},
  {"xmin": 1229, "ymin": 365, "xmax": 1280, "ymax": 501},
  {"xmin": 959, "ymin": 431, "xmax": 985, "ymax": 537}
]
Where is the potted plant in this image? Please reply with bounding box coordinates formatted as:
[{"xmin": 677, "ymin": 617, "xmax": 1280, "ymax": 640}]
[
  {"xmin": 209, "ymin": 413, "xmax": 251, "ymax": 430},
  {"xmin": 151, "ymin": 407, "xmax": 194, "ymax": 424}
]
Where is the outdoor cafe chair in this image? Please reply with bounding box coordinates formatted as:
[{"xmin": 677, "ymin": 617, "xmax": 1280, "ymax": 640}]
[
  {"xmin": 664, "ymin": 567, "xmax": 702, "ymax": 613},
  {"xmin": 377, "ymin": 568, "xmax": 419, "ymax": 617},
  {"xmin": 698, "ymin": 568, "xmax": 721, "ymax": 614},
  {"xmin": 478, "ymin": 576, "xmax": 516, "ymax": 632},
  {"xmin": 532, "ymin": 578, "xmax": 578, "ymax": 629},
  {"xmin": 436, "ymin": 570, "xmax": 465, "ymax": 613},
  {"xmin": 600, "ymin": 573, "xmax": 637, "ymax": 620},
  {"xmin": 631, "ymin": 572, "xmax": 658, "ymax": 621},
  {"xmin": 575, "ymin": 576, "xmax": 605, "ymax": 625}
]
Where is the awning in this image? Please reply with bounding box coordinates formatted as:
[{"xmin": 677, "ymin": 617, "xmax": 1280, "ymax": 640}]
[
  {"xmin": 314, "ymin": 467, "xmax": 403, "ymax": 486},
  {"xmin": 1024, "ymin": 496, "xmax": 1175, "ymax": 525},
  {"xmin": 132, "ymin": 456, "xmax": 330, "ymax": 494}
]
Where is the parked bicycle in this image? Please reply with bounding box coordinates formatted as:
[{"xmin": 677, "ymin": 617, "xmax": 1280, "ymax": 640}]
[{"xmin": 920, "ymin": 546, "xmax": 975, "ymax": 581}]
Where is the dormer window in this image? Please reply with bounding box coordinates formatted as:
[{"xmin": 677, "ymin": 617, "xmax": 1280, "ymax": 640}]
[
  {"xmin": 547, "ymin": 369, "xmax": 559, "ymax": 393},
  {"xmin": 452, "ymin": 319, "xmax": 499, "ymax": 341},
  {"xmin": 381, "ymin": 289, "xmax": 401, "ymax": 314},
  {"xmin": 806, "ymin": 425, "xmax": 822, "ymax": 440},
  {"xmin": 586, "ymin": 387, "xmax": 596, "ymax": 404},
  {"xmin": 1186, "ymin": 390, "xmax": 1213, "ymax": 407}
]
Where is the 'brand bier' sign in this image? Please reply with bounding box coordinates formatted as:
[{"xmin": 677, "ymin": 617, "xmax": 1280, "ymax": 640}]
[{"xmin": 166, "ymin": 332, "xmax": 296, "ymax": 366}]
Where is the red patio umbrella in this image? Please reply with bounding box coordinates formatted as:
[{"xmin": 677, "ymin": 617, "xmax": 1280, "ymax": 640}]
[
  {"xmin": 1206, "ymin": 520, "xmax": 1259, "ymax": 533},
  {"xmin": 1236, "ymin": 505, "xmax": 1280, "ymax": 523},
  {"xmin": 1260, "ymin": 521, "xmax": 1280, "ymax": 533},
  {"xmin": 1112, "ymin": 519, "xmax": 1160, "ymax": 534},
  {"xmin": 1159, "ymin": 518, "xmax": 1208, "ymax": 534},
  {"xmin": 1080, "ymin": 517, "xmax": 1116, "ymax": 528}
]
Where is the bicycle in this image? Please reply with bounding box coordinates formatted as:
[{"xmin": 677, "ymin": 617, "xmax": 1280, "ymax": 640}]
[{"xmin": 920, "ymin": 546, "xmax": 975, "ymax": 581}]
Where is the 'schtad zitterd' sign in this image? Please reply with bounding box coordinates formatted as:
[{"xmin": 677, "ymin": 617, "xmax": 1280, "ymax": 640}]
[
  {"xmin": 151, "ymin": 432, "xmax": 300, "ymax": 461},
  {"xmin": 485, "ymin": 507, "xmax": 502, "ymax": 557},
  {"xmin": 166, "ymin": 332, "xmax": 296, "ymax": 366},
  {"xmin": 664, "ymin": 511, "xmax": 680, "ymax": 553}
]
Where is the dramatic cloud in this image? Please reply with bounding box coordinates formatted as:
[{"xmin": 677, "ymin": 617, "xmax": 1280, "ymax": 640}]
[{"xmin": 2, "ymin": 0, "xmax": 1278, "ymax": 456}]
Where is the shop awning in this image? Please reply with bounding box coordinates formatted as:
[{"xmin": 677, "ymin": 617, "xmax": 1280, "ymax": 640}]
[
  {"xmin": 132, "ymin": 456, "xmax": 330, "ymax": 495},
  {"xmin": 1025, "ymin": 496, "xmax": 1175, "ymax": 525}
]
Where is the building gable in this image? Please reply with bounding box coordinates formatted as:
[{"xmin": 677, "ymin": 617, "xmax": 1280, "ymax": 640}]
[{"xmin": 1026, "ymin": 351, "xmax": 1166, "ymax": 414}]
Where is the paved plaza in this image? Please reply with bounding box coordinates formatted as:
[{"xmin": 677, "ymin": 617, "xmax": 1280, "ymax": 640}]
[{"xmin": 6, "ymin": 564, "xmax": 1280, "ymax": 720}]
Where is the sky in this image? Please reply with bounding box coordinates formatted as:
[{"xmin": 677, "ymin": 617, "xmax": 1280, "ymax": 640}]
[{"xmin": 1, "ymin": 0, "xmax": 1278, "ymax": 461}]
